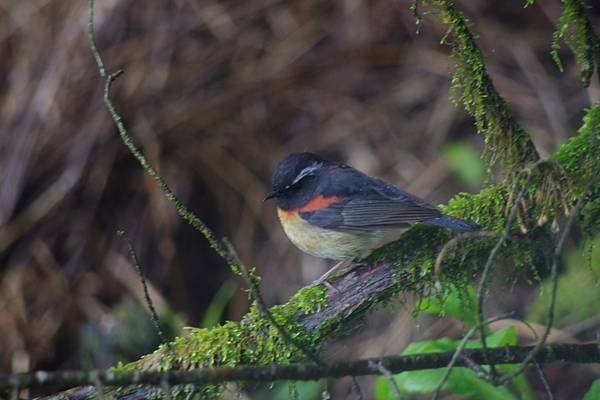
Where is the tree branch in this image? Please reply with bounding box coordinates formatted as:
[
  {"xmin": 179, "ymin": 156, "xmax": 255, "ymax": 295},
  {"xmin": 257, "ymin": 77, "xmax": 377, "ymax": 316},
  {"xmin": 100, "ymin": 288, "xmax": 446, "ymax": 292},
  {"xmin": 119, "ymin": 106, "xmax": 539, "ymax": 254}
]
[
  {"xmin": 6, "ymin": 343, "xmax": 599, "ymax": 398},
  {"xmin": 429, "ymin": 0, "xmax": 540, "ymax": 172}
]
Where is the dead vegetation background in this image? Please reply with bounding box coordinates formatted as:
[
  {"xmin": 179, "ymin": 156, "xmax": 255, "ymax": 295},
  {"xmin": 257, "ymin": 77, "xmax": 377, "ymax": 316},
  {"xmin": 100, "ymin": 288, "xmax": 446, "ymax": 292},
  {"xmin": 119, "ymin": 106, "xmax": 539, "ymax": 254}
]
[{"xmin": 0, "ymin": 0, "xmax": 599, "ymax": 398}]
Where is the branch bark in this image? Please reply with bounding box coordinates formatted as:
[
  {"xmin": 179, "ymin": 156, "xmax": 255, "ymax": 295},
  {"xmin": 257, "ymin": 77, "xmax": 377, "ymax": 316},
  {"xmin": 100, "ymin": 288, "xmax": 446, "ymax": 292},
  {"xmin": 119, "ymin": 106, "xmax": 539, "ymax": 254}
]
[{"xmin": 6, "ymin": 343, "xmax": 599, "ymax": 398}]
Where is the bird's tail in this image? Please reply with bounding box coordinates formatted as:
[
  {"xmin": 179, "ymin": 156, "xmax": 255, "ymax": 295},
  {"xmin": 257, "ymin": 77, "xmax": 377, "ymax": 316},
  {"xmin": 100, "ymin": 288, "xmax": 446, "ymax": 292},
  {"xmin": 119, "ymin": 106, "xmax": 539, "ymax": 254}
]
[{"xmin": 424, "ymin": 214, "xmax": 480, "ymax": 233}]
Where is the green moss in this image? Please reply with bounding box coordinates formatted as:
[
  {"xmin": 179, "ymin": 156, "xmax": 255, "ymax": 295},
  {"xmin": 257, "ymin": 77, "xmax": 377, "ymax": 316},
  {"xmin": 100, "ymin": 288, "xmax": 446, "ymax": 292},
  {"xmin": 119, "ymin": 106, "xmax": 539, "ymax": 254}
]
[
  {"xmin": 581, "ymin": 200, "xmax": 600, "ymax": 237},
  {"xmin": 551, "ymin": 0, "xmax": 600, "ymax": 86},
  {"xmin": 552, "ymin": 104, "xmax": 600, "ymax": 191},
  {"xmin": 442, "ymin": 185, "xmax": 510, "ymax": 232},
  {"xmin": 108, "ymin": 286, "xmax": 328, "ymax": 398},
  {"xmin": 287, "ymin": 285, "xmax": 328, "ymax": 314},
  {"xmin": 429, "ymin": 0, "xmax": 539, "ymax": 174}
]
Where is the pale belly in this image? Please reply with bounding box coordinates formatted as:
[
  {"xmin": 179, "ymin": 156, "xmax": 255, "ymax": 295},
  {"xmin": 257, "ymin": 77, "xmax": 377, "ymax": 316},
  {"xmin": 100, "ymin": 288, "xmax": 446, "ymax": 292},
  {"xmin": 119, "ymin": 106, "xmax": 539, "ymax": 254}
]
[{"xmin": 277, "ymin": 209, "xmax": 383, "ymax": 260}]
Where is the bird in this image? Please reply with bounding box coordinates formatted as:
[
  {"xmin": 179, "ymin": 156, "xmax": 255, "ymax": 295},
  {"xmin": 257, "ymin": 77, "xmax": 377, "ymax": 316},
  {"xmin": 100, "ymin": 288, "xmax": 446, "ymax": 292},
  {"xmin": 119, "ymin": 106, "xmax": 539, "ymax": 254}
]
[{"xmin": 265, "ymin": 152, "xmax": 480, "ymax": 282}]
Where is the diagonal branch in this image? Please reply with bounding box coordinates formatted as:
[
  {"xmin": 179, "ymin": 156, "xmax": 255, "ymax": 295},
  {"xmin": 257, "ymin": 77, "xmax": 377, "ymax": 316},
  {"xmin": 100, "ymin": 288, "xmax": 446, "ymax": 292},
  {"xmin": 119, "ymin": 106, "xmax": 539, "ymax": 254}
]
[
  {"xmin": 429, "ymin": 0, "xmax": 540, "ymax": 172},
  {"xmin": 87, "ymin": 0, "xmax": 243, "ymax": 278}
]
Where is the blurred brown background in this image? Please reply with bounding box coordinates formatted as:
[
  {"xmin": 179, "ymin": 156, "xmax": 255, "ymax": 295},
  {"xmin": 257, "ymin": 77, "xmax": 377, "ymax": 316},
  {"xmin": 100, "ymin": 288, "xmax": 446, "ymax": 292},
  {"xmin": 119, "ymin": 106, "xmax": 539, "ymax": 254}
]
[{"xmin": 1, "ymin": 0, "xmax": 599, "ymax": 398}]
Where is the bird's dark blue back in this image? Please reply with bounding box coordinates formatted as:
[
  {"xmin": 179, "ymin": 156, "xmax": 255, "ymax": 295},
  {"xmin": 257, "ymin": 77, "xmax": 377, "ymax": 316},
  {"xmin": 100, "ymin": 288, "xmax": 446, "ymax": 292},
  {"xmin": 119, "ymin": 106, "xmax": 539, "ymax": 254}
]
[
  {"xmin": 299, "ymin": 163, "xmax": 441, "ymax": 232},
  {"xmin": 315, "ymin": 163, "xmax": 433, "ymax": 208}
]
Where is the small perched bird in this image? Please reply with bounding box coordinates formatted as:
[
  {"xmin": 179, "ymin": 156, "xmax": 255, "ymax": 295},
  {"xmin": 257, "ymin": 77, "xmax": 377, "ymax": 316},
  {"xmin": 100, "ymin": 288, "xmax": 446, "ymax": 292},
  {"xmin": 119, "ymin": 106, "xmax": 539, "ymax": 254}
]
[{"xmin": 265, "ymin": 152, "xmax": 479, "ymax": 281}]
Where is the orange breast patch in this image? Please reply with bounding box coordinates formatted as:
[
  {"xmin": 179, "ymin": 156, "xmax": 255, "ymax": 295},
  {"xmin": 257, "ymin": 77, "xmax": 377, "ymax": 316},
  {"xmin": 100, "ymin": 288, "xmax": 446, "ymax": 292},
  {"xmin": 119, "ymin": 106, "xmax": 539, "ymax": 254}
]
[{"xmin": 277, "ymin": 208, "xmax": 295, "ymax": 221}]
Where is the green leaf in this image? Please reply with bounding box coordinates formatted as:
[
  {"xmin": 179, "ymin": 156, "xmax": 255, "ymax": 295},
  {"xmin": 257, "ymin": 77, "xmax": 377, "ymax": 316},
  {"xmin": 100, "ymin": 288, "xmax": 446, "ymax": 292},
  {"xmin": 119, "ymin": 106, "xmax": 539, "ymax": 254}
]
[
  {"xmin": 508, "ymin": 371, "xmax": 536, "ymax": 400},
  {"xmin": 420, "ymin": 285, "xmax": 478, "ymax": 327},
  {"xmin": 444, "ymin": 141, "xmax": 485, "ymax": 190},
  {"xmin": 374, "ymin": 327, "xmax": 524, "ymax": 400},
  {"xmin": 485, "ymin": 326, "xmax": 517, "ymax": 347},
  {"xmin": 401, "ymin": 336, "xmax": 459, "ymax": 354},
  {"xmin": 200, "ymin": 281, "xmax": 237, "ymax": 328},
  {"xmin": 584, "ymin": 379, "xmax": 600, "ymax": 400},
  {"xmin": 374, "ymin": 365, "xmax": 517, "ymax": 400},
  {"xmin": 485, "ymin": 327, "xmax": 535, "ymax": 400}
]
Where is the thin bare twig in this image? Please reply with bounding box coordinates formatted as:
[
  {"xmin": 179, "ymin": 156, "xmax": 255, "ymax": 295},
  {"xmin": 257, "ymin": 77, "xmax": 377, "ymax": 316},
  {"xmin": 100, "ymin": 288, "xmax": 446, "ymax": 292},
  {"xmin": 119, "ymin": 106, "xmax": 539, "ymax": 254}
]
[
  {"xmin": 496, "ymin": 183, "xmax": 592, "ymax": 384},
  {"xmin": 160, "ymin": 377, "xmax": 172, "ymax": 400},
  {"xmin": 90, "ymin": 371, "xmax": 105, "ymax": 400},
  {"xmin": 431, "ymin": 313, "xmax": 512, "ymax": 400},
  {"xmin": 434, "ymin": 230, "xmax": 496, "ymax": 279},
  {"xmin": 459, "ymin": 355, "xmax": 489, "ymax": 381},
  {"xmin": 86, "ymin": 0, "xmax": 105, "ymax": 78},
  {"xmin": 117, "ymin": 230, "xmax": 167, "ymax": 344},
  {"xmin": 87, "ymin": 0, "xmax": 243, "ymax": 279},
  {"xmin": 370, "ymin": 361, "xmax": 402, "ymax": 400},
  {"xmin": 533, "ymin": 361, "xmax": 554, "ymax": 400},
  {"xmin": 475, "ymin": 167, "xmax": 535, "ymax": 377},
  {"xmin": 350, "ymin": 377, "xmax": 365, "ymax": 400}
]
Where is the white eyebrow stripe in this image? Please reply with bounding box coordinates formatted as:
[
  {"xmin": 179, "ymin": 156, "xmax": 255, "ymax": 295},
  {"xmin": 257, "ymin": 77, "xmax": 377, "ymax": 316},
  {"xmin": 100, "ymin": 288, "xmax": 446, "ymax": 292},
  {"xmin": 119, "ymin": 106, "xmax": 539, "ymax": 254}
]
[{"xmin": 292, "ymin": 162, "xmax": 323, "ymax": 185}]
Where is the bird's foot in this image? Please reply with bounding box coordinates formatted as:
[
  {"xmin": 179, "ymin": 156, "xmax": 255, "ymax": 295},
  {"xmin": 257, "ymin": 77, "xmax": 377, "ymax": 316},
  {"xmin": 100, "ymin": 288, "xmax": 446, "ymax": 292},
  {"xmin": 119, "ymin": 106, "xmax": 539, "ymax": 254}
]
[{"xmin": 310, "ymin": 259, "xmax": 356, "ymax": 292}]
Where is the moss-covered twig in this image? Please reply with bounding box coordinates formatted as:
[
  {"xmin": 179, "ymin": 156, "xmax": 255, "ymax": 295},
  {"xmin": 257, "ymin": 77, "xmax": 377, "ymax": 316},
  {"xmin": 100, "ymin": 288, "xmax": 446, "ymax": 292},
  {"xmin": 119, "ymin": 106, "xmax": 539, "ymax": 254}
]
[
  {"xmin": 426, "ymin": 0, "xmax": 540, "ymax": 173},
  {"xmin": 87, "ymin": 0, "xmax": 243, "ymax": 278},
  {"xmin": 225, "ymin": 236, "xmax": 366, "ymax": 397},
  {"xmin": 475, "ymin": 166, "xmax": 536, "ymax": 377},
  {"xmin": 496, "ymin": 179, "xmax": 595, "ymax": 384},
  {"xmin": 222, "ymin": 238, "xmax": 322, "ymax": 365},
  {"xmin": 552, "ymin": 0, "xmax": 600, "ymax": 86}
]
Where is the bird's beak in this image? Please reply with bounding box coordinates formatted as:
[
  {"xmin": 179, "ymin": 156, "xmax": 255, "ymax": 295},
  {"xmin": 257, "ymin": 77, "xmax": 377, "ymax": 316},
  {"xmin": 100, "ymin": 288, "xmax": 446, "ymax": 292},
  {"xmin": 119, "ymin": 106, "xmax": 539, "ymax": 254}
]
[{"xmin": 264, "ymin": 190, "xmax": 278, "ymax": 201}]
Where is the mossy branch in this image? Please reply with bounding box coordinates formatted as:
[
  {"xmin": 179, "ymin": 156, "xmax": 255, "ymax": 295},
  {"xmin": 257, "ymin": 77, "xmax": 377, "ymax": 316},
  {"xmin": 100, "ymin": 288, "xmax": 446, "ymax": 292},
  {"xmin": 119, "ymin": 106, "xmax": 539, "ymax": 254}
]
[
  {"xmin": 87, "ymin": 1, "xmax": 243, "ymax": 278},
  {"xmin": 108, "ymin": 102, "xmax": 600, "ymax": 398},
  {"xmin": 552, "ymin": 0, "xmax": 600, "ymax": 86},
  {"xmin": 421, "ymin": 0, "xmax": 599, "ymax": 223},
  {"xmin": 424, "ymin": 0, "xmax": 540, "ymax": 173}
]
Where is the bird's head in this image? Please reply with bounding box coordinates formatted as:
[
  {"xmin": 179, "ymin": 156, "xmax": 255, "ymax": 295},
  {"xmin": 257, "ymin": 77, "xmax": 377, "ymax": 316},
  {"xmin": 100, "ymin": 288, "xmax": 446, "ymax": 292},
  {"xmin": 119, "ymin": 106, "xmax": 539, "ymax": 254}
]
[{"xmin": 265, "ymin": 152, "xmax": 327, "ymax": 202}]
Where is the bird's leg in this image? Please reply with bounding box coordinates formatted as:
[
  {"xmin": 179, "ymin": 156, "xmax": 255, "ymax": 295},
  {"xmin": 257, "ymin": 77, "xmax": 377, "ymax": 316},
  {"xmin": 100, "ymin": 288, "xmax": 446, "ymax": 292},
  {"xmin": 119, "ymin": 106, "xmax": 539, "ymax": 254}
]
[{"xmin": 311, "ymin": 258, "xmax": 353, "ymax": 287}]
